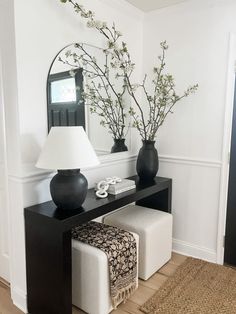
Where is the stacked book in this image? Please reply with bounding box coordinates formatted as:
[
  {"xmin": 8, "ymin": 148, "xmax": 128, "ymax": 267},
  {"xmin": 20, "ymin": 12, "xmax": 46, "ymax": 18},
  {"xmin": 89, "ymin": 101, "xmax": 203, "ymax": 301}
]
[{"xmin": 108, "ymin": 179, "xmax": 136, "ymax": 195}]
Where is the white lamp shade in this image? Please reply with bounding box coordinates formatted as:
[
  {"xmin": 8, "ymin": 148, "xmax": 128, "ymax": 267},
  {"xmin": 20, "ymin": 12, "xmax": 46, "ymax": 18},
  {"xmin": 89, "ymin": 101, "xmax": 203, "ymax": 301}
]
[{"xmin": 36, "ymin": 126, "xmax": 100, "ymax": 170}]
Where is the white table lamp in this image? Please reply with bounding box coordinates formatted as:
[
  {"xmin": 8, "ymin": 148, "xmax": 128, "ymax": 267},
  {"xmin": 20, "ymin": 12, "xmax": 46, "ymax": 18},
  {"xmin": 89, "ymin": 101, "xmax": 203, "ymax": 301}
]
[{"xmin": 36, "ymin": 126, "xmax": 100, "ymax": 210}]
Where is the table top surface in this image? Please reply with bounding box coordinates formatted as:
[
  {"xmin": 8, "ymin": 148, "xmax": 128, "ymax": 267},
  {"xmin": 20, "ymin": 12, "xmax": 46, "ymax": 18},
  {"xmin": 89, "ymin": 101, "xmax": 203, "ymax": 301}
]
[{"xmin": 24, "ymin": 175, "xmax": 171, "ymax": 228}]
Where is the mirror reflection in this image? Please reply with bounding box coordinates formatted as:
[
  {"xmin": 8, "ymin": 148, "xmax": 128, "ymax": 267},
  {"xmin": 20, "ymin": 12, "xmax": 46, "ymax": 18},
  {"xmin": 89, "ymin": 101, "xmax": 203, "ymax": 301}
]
[{"xmin": 47, "ymin": 43, "xmax": 131, "ymax": 156}]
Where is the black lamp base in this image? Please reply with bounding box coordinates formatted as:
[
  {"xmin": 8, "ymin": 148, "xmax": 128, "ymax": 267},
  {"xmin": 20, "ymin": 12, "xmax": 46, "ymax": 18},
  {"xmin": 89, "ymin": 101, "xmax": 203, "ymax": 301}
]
[{"xmin": 50, "ymin": 169, "xmax": 88, "ymax": 210}]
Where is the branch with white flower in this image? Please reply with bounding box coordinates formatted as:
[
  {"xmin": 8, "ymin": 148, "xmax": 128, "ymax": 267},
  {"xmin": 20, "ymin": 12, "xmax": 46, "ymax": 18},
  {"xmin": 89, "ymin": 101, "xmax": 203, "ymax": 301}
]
[
  {"xmin": 128, "ymin": 41, "xmax": 198, "ymax": 140},
  {"xmin": 59, "ymin": 42, "xmax": 128, "ymax": 139},
  {"xmin": 59, "ymin": 0, "xmax": 198, "ymax": 141}
]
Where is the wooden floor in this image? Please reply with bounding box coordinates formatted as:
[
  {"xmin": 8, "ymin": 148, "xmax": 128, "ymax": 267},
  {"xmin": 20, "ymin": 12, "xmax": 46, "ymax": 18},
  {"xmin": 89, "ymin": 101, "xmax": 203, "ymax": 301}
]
[
  {"xmin": 0, "ymin": 253, "xmax": 187, "ymax": 314},
  {"xmin": 0, "ymin": 280, "xmax": 23, "ymax": 314}
]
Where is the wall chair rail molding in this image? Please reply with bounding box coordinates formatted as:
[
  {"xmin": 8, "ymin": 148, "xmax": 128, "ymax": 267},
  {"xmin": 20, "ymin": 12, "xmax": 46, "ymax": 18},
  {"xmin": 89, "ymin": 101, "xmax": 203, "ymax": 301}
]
[
  {"xmin": 9, "ymin": 172, "xmax": 53, "ymax": 184},
  {"xmin": 217, "ymin": 32, "xmax": 236, "ymax": 265},
  {"xmin": 159, "ymin": 154, "xmax": 222, "ymax": 169},
  {"xmin": 14, "ymin": 154, "xmax": 138, "ymax": 185},
  {"xmin": 12, "ymin": 154, "xmax": 137, "ymax": 211}
]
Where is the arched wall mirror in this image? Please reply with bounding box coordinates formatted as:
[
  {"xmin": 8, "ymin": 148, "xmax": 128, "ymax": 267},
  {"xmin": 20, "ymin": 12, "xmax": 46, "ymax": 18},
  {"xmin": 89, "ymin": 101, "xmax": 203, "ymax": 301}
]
[{"xmin": 47, "ymin": 43, "xmax": 131, "ymax": 157}]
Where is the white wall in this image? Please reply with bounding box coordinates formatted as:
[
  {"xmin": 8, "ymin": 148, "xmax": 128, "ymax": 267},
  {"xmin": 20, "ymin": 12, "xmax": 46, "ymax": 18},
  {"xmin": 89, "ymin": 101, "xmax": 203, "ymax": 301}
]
[
  {"xmin": 143, "ymin": 0, "xmax": 236, "ymax": 261},
  {"xmin": 10, "ymin": 0, "xmax": 143, "ymax": 312}
]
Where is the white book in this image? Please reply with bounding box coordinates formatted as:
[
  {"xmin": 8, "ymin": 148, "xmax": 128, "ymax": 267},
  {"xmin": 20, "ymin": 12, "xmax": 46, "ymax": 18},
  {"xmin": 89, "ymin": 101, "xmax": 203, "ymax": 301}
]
[
  {"xmin": 108, "ymin": 185, "xmax": 136, "ymax": 195},
  {"xmin": 108, "ymin": 179, "xmax": 136, "ymax": 193}
]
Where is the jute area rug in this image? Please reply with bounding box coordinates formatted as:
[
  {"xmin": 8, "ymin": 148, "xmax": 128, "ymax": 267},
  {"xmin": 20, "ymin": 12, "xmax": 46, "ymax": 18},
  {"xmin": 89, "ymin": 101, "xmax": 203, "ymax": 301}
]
[{"xmin": 140, "ymin": 257, "xmax": 236, "ymax": 314}]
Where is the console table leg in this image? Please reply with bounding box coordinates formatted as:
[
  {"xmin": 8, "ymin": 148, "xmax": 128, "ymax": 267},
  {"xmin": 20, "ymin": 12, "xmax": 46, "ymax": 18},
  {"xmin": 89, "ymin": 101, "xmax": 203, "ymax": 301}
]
[{"xmin": 25, "ymin": 215, "xmax": 72, "ymax": 314}]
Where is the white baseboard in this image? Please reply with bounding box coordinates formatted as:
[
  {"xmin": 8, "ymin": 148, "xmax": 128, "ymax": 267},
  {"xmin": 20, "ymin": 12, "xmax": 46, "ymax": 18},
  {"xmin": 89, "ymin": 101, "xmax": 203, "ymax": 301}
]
[
  {"xmin": 11, "ymin": 286, "xmax": 27, "ymax": 313},
  {"xmin": 172, "ymin": 238, "xmax": 217, "ymax": 263}
]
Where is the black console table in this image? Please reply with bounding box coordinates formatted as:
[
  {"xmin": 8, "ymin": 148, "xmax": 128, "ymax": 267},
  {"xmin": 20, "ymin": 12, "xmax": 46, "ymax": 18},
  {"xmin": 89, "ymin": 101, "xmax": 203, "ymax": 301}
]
[{"xmin": 24, "ymin": 175, "xmax": 172, "ymax": 314}]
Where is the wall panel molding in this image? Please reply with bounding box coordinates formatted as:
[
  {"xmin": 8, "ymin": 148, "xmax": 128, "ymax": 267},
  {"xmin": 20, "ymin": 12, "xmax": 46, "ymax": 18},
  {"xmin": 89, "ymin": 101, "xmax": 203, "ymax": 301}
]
[
  {"xmin": 159, "ymin": 154, "xmax": 222, "ymax": 168},
  {"xmin": 9, "ymin": 155, "xmax": 138, "ymax": 184},
  {"xmin": 10, "ymin": 153, "xmax": 222, "ymax": 185}
]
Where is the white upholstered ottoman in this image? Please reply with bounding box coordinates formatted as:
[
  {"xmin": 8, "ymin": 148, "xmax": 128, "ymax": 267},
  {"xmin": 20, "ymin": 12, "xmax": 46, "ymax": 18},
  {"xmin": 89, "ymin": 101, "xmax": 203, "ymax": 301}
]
[
  {"xmin": 72, "ymin": 231, "xmax": 139, "ymax": 314},
  {"xmin": 104, "ymin": 205, "xmax": 173, "ymax": 280}
]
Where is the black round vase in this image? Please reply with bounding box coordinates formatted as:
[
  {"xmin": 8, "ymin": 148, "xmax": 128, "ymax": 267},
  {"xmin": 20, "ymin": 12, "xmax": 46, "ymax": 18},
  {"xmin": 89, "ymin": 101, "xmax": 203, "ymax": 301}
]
[
  {"xmin": 136, "ymin": 140, "xmax": 159, "ymax": 181},
  {"xmin": 111, "ymin": 138, "xmax": 128, "ymax": 153},
  {"xmin": 50, "ymin": 169, "xmax": 88, "ymax": 210}
]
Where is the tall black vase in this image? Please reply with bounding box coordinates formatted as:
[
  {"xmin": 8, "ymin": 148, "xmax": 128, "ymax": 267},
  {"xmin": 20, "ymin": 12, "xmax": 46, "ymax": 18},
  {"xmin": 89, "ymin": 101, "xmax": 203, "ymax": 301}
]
[
  {"xmin": 136, "ymin": 140, "xmax": 159, "ymax": 181},
  {"xmin": 111, "ymin": 138, "xmax": 128, "ymax": 153}
]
